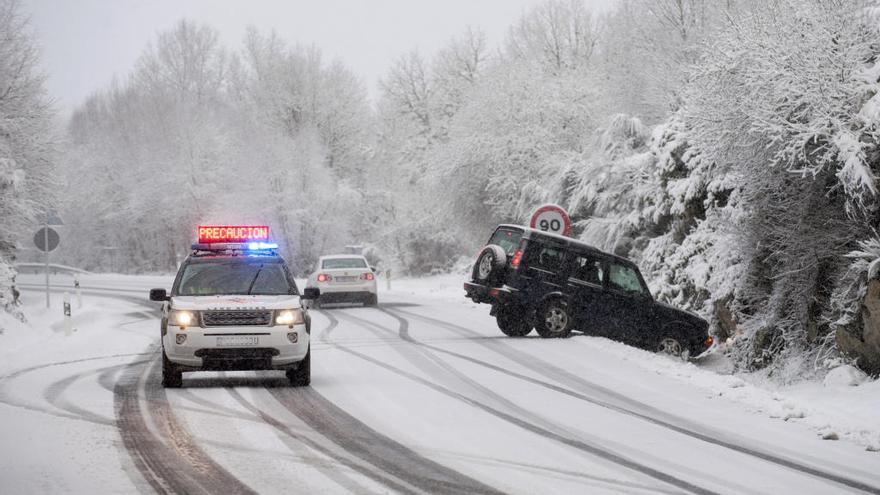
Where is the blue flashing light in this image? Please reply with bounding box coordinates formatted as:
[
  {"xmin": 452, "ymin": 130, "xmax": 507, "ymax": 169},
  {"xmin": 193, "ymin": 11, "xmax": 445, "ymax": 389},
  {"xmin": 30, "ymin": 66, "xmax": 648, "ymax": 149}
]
[{"xmin": 248, "ymin": 242, "xmax": 279, "ymax": 250}]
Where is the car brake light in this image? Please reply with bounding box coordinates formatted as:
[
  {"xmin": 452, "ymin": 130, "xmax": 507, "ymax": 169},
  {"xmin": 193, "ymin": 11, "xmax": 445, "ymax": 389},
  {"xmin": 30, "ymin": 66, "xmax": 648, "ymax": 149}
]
[
  {"xmin": 510, "ymin": 249, "xmax": 523, "ymax": 268},
  {"xmin": 705, "ymin": 335, "xmax": 714, "ymax": 347},
  {"xmin": 317, "ymin": 273, "xmax": 331, "ymax": 283},
  {"xmin": 361, "ymin": 272, "xmax": 374, "ymax": 281}
]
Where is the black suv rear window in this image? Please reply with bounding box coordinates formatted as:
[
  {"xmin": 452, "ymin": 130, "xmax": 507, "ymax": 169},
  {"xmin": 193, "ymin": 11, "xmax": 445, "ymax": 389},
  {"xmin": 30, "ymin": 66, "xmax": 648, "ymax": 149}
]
[{"xmin": 488, "ymin": 228, "xmax": 523, "ymax": 255}]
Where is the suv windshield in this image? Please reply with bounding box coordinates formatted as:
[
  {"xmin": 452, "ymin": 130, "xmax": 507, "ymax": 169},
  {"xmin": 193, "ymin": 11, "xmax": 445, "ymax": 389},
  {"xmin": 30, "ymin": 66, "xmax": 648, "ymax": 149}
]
[
  {"xmin": 488, "ymin": 228, "xmax": 523, "ymax": 255},
  {"xmin": 175, "ymin": 258, "xmax": 294, "ymax": 296},
  {"xmin": 322, "ymin": 258, "xmax": 367, "ymax": 269}
]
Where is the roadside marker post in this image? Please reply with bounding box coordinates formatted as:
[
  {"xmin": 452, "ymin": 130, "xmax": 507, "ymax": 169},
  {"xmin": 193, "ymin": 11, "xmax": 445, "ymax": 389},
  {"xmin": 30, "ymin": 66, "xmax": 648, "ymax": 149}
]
[
  {"xmin": 74, "ymin": 277, "xmax": 82, "ymax": 308},
  {"xmin": 386, "ymin": 269, "xmax": 392, "ymax": 291},
  {"xmin": 63, "ymin": 292, "xmax": 73, "ymax": 336}
]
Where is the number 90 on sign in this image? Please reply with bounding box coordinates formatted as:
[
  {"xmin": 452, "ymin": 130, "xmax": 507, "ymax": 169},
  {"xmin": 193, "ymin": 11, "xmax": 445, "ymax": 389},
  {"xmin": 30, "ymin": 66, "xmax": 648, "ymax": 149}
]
[
  {"xmin": 538, "ymin": 217, "xmax": 562, "ymax": 232},
  {"xmin": 534, "ymin": 210, "xmax": 566, "ymax": 234},
  {"xmin": 529, "ymin": 204, "xmax": 571, "ymax": 236}
]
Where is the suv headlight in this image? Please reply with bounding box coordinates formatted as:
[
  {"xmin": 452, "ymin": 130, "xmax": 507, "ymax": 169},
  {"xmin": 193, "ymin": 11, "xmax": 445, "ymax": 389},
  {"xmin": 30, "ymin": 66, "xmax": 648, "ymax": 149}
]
[
  {"xmin": 275, "ymin": 309, "xmax": 304, "ymax": 326},
  {"xmin": 169, "ymin": 310, "xmax": 198, "ymax": 328}
]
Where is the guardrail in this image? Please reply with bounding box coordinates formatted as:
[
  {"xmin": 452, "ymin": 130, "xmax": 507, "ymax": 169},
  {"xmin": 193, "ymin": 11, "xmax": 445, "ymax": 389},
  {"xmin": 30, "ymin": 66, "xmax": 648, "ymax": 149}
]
[{"xmin": 15, "ymin": 263, "xmax": 91, "ymax": 275}]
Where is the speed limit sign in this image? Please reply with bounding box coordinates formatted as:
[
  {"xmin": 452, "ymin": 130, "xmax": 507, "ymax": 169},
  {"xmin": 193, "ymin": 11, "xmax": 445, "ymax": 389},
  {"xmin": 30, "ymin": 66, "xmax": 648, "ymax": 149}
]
[{"xmin": 530, "ymin": 204, "xmax": 571, "ymax": 236}]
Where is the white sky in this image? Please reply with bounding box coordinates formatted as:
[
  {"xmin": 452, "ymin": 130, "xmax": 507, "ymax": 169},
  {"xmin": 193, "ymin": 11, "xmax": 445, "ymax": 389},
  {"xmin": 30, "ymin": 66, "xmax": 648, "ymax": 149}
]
[{"xmin": 23, "ymin": 0, "xmax": 616, "ymax": 114}]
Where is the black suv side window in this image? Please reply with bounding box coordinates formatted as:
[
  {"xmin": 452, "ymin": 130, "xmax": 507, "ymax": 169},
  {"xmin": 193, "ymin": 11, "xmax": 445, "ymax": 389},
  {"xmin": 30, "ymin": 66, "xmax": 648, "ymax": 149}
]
[
  {"xmin": 608, "ymin": 262, "xmax": 648, "ymax": 295},
  {"xmin": 570, "ymin": 254, "xmax": 604, "ymax": 286},
  {"xmin": 525, "ymin": 243, "xmax": 564, "ymax": 273}
]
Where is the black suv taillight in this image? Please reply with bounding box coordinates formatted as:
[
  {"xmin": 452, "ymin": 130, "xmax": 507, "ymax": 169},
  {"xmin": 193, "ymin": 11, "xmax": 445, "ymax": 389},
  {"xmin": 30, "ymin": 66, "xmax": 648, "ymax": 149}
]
[{"xmin": 510, "ymin": 249, "xmax": 523, "ymax": 269}]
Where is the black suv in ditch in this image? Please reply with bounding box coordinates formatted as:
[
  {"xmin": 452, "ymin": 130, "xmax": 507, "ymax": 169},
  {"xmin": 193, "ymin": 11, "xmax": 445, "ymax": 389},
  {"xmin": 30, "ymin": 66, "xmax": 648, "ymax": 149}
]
[{"xmin": 464, "ymin": 225, "xmax": 713, "ymax": 358}]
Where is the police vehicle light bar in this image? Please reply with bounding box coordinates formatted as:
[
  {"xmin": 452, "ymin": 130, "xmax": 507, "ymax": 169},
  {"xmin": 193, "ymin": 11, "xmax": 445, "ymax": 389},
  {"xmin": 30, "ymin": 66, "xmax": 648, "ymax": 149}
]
[
  {"xmin": 247, "ymin": 242, "xmax": 278, "ymax": 250},
  {"xmin": 198, "ymin": 225, "xmax": 269, "ymax": 243}
]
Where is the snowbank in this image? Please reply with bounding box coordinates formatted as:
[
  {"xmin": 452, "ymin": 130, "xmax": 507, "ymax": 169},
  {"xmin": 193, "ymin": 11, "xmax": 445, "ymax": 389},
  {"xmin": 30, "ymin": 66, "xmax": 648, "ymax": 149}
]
[
  {"xmin": 387, "ymin": 272, "xmax": 880, "ymax": 452},
  {"xmin": 572, "ymin": 335, "xmax": 880, "ymax": 452}
]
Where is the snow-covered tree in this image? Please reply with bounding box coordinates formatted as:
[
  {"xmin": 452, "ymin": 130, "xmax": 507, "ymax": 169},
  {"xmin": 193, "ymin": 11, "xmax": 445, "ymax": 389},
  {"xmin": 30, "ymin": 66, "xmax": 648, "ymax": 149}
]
[
  {"xmin": 0, "ymin": 0, "xmax": 55, "ymax": 317},
  {"xmin": 59, "ymin": 22, "xmax": 373, "ymax": 275}
]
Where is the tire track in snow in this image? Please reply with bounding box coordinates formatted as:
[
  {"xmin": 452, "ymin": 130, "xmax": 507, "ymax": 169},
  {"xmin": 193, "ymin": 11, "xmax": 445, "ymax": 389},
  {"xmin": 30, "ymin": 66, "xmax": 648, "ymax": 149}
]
[
  {"xmin": 318, "ymin": 309, "xmax": 716, "ymax": 495},
  {"xmin": 295, "ymin": 310, "xmax": 508, "ymax": 495},
  {"xmin": 336, "ymin": 309, "xmax": 696, "ymax": 495},
  {"xmin": 43, "ymin": 360, "xmax": 151, "ymax": 426},
  {"xmin": 0, "ymin": 352, "xmax": 154, "ymax": 426},
  {"xmin": 20, "ymin": 283, "xmax": 264, "ymax": 493},
  {"xmin": 389, "ymin": 307, "xmax": 880, "ymax": 495},
  {"xmin": 223, "ymin": 384, "xmax": 411, "ymax": 495},
  {"xmin": 114, "ymin": 355, "xmax": 257, "ymax": 495}
]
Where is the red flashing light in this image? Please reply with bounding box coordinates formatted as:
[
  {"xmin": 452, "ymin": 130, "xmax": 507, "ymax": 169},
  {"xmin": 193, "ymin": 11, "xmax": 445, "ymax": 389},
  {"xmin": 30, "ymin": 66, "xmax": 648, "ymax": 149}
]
[
  {"xmin": 361, "ymin": 272, "xmax": 374, "ymax": 281},
  {"xmin": 510, "ymin": 249, "xmax": 523, "ymax": 269},
  {"xmin": 317, "ymin": 273, "xmax": 331, "ymax": 283},
  {"xmin": 198, "ymin": 225, "xmax": 269, "ymax": 244}
]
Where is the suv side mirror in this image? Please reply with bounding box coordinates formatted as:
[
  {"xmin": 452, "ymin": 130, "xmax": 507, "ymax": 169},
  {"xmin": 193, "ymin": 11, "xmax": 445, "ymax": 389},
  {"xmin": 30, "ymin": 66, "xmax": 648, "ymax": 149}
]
[
  {"xmin": 302, "ymin": 287, "xmax": 320, "ymax": 300},
  {"xmin": 149, "ymin": 288, "xmax": 169, "ymax": 301}
]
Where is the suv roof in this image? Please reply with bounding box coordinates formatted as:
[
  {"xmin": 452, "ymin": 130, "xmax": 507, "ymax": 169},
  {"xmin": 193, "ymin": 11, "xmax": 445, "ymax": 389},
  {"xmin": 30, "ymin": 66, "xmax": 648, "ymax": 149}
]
[{"xmin": 497, "ymin": 224, "xmax": 635, "ymax": 266}]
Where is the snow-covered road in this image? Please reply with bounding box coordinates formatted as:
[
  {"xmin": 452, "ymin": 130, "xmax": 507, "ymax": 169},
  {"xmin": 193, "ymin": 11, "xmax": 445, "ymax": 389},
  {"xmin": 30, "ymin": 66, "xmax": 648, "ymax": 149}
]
[{"xmin": 1, "ymin": 274, "xmax": 878, "ymax": 494}]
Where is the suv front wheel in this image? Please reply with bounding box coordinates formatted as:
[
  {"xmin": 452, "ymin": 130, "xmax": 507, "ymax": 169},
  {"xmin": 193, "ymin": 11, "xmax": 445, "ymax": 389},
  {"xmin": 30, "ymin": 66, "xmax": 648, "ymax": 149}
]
[
  {"xmin": 161, "ymin": 349, "xmax": 183, "ymax": 388},
  {"xmin": 496, "ymin": 304, "xmax": 532, "ymax": 337},
  {"xmin": 286, "ymin": 348, "xmax": 311, "ymax": 386},
  {"xmin": 657, "ymin": 336, "xmax": 690, "ymax": 360},
  {"xmin": 535, "ymin": 299, "xmax": 573, "ymax": 338}
]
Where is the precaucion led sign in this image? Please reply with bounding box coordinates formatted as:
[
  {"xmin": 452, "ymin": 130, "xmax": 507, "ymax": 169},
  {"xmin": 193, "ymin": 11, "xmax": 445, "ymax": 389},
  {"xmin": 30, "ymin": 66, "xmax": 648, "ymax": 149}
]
[{"xmin": 198, "ymin": 225, "xmax": 269, "ymax": 243}]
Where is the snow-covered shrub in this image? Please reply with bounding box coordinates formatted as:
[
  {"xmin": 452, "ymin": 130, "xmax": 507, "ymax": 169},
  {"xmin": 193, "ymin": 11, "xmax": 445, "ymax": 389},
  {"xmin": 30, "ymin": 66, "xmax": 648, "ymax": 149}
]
[
  {"xmin": 677, "ymin": 0, "xmax": 880, "ymax": 377},
  {"xmin": 830, "ymin": 234, "xmax": 880, "ymax": 333},
  {"xmin": 394, "ymin": 225, "xmax": 463, "ymax": 276}
]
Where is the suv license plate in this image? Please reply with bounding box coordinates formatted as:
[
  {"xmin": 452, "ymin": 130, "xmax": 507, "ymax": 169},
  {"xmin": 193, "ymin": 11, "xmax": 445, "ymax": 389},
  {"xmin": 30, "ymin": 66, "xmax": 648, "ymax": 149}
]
[{"xmin": 217, "ymin": 336, "xmax": 259, "ymax": 347}]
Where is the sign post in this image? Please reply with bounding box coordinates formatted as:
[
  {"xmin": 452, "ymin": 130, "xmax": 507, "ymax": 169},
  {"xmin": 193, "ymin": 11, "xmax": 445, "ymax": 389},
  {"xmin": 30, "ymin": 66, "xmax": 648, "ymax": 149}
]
[
  {"xmin": 529, "ymin": 204, "xmax": 572, "ymax": 237},
  {"xmin": 34, "ymin": 215, "xmax": 62, "ymax": 308}
]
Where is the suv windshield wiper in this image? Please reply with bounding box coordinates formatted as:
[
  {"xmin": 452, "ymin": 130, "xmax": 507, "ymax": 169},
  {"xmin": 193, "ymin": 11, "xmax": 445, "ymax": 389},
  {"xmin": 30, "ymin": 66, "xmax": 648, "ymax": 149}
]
[{"xmin": 246, "ymin": 266, "xmax": 263, "ymax": 294}]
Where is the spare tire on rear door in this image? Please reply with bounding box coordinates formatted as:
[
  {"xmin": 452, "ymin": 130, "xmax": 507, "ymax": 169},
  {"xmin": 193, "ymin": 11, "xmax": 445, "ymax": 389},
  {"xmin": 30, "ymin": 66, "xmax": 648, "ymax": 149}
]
[{"xmin": 472, "ymin": 244, "xmax": 507, "ymax": 285}]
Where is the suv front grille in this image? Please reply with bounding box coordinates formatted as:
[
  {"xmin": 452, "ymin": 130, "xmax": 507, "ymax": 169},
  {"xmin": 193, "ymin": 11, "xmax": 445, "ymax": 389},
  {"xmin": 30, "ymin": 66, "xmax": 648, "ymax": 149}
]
[{"xmin": 202, "ymin": 310, "xmax": 272, "ymax": 327}]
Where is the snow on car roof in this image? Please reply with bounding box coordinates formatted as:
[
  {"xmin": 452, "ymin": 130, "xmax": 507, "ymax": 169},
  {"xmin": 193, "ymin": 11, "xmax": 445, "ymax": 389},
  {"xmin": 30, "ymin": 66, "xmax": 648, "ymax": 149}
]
[{"xmin": 497, "ymin": 224, "xmax": 635, "ymax": 265}]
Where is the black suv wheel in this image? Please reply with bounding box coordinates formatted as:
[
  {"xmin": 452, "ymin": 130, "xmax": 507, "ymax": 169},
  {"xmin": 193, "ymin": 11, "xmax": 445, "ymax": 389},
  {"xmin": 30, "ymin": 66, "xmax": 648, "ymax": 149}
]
[
  {"xmin": 535, "ymin": 299, "xmax": 573, "ymax": 338},
  {"xmin": 472, "ymin": 244, "xmax": 507, "ymax": 285},
  {"xmin": 496, "ymin": 304, "xmax": 532, "ymax": 337},
  {"xmin": 657, "ymin": 336, "xmax": 690, "ymax": 360}
]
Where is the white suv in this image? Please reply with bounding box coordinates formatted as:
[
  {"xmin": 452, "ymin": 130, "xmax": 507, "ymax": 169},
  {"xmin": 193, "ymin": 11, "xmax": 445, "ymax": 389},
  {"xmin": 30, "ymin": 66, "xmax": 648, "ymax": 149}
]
[
  {"xmin": 149, "ymin": 245, "xmax": 319, "ymax": 388},
  {"xmin": 306, "ymin": 254, "xmax": 378, "ymax": 306}
]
